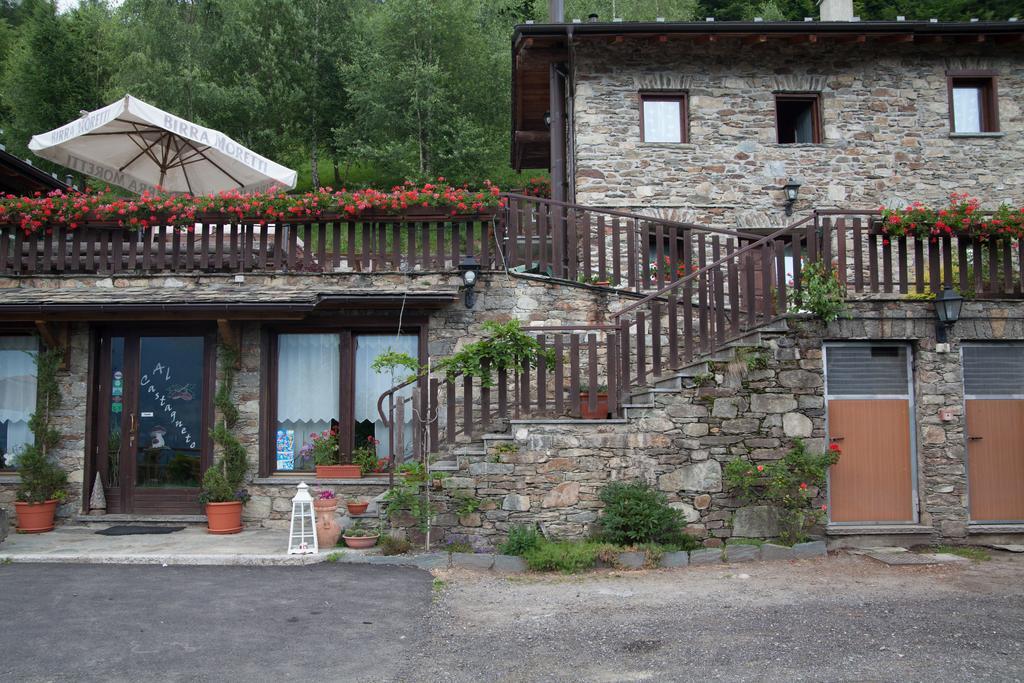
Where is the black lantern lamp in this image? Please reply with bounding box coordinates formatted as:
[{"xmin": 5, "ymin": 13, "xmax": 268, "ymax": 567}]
[
  {"xmin": 933, "ymin": 285, "xmax": 964, "ymax": 343},
  {"xmin": 783, "ymin": 177, "xmax": 801, "ymax": 216},
  {"xmin": 543, "ymin": 110, "xmax": 552, "ymax": 129},
  {"xmin": 459, "ymin": 255, "xmax": 481, "ymax": 309}
]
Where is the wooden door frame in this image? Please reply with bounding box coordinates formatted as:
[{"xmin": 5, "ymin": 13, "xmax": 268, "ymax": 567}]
[
  {"xmin": 91, "ymin": 324, "xmax": 216, "ymax": 514},
  {"xmin": 823, "ymin": 341, "xmax": 919, "ymax": 525},
  {"xmin": 961, "ymin": 342, "xmax": 1024, "ymax": 524}
]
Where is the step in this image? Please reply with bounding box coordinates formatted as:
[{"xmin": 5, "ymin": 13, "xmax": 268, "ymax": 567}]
[
  {"xmin": 452, "ymin": 445, "xmax": 486, "ymax": 456},
  {"xmin": 431, "ymin": 460, "xmax": 460, "ymax": 471},
  {"xmin": 73, "ymin": 514, "xmax": 207, "ymax": 525}
]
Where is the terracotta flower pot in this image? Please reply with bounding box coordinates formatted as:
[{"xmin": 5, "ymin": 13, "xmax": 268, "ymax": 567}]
[
  {"xmin": 342, "ymin": 534, "xmax": 379, "ymax": 549},
  {"xmin": 579, "ymin": 392, "xmax": 610, "ymax": 420},
  {"xmin": 346, "ymin": 500, "xmax": 369, "ymax": 515},
  {"xmin": 205, "ymin": 501, "xmax": 243, "ymax": 535},
  {"xmin": 316, "ymin": 465, "xmax": 361, "ymax": 479},
  {"xmin": 313, "ymin": 500, "xmax": 342, "ymax": 549},
  {"xmin": 14, "ymin": 500, "xmax": 59, "ymax": 534}
]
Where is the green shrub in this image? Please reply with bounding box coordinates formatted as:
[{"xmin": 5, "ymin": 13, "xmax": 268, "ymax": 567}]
[
  {"xmin": 523, "ymin": 540, "xmax": 604, "ymax": 574},
  {"xmin": 500, "ymin": 524, "xmax": 542, "ymax": 556},
  {"xmin": 379, "ymin": 534, "xmax": 412, "ymax": 556},
  {"xmin": 790, "ymin": 260, "xmax": 847, "ymax": 323},
  {"xmin": 595, "ymin": 481, "xmax": 699, "ymax": 550}
]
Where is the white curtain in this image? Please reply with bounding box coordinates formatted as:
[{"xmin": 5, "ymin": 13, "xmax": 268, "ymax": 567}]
[
  {"xmin": 643, "ymin": 100, "xmax": 681, "ymax": 143},
  {"xmin": 0, "ymin": 336, "xmax": 38, "ymax": 468},
  {"xmin": 953, "ymin": 87, "xmax": 982, "ymax": 133},
  {"xmin": 276, "ymin": 334, "xmax": 339, "ymax": 469},
  {"xmin": 354, "ymin": 334, "xmax": 417, "ymax": 460}
]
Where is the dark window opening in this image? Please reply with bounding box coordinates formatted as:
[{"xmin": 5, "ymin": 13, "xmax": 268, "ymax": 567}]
[{"xmin": 775, "ymin": 95, "xmax": 821, "ymax": 144}]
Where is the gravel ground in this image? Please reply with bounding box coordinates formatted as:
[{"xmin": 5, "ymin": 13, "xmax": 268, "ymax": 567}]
[{"xmin": 398, "ymin": 552, "xmax": 1024, "ymax": 682}]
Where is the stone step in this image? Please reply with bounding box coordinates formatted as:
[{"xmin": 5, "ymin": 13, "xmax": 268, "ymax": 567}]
[
  {"xmin": 431, "ymin": 460, "xmax": 460, "ymax": 471},
  {"xmin": 73, "ymin": 514, "xmax": 207, "ymax": 525}
]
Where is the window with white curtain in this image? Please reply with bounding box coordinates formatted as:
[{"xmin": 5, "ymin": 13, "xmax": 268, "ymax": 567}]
[
  {"xmin": 948, "ymin": 75, "xmax": 998, "ymax": 134},
  {"xmin": 641, "ymin": 94, "xmax": 686, "ymax": 143},
  {"xmin": 0, "ymin": 336, "xmax": 38, "ymax": 470},
  {"xmin": 275, "ymin": 334, "xmax": 339, "ymax": 472},
  {"xmin": 354, "ymin": 334, "xmax": 418, "ymax": 463}
]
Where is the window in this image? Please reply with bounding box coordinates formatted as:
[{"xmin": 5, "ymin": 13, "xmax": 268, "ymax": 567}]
[
  {"xmin": 0, "ymin": 336, "xmax": 38, "ymax": 471},
  {"xmin": 640, "ymin": 92, "xmax": 687, "ymax": 143},
  {"xmin": 269, "ymin": 330, "xmax": 419, "ymax": 474},
  {"xmin": 948, "ymin": 73, "xmax": 999, "ymax": 134},
  {"xmin": 775, "ymin": 94, "xmax": 822, "ymax": 144}
]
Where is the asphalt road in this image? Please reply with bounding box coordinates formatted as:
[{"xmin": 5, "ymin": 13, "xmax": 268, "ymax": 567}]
[{"xmin": 0, "ymin": 562, "xmax": 432, "ymax": 683}]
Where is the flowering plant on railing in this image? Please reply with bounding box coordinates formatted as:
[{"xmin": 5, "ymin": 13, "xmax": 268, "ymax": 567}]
[
  {"xmin": 0, "ymin": 179, "xmax": 506, "ymax": 235},
  {"xmin": 879, "ymin": 193, "xmax": 1024, "ymax": 244},
  {"xmin": 649, "ymin": 255, "xmax": 698, "ymax": 279},
  {"xmin": 517, "ymin": 177, "xmax": 551, "ymax": 198}
]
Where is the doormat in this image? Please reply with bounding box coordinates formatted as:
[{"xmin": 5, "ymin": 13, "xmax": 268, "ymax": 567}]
[{"xmin": 96, "ymin": 525, "xmax": 186, "ymax": 536}]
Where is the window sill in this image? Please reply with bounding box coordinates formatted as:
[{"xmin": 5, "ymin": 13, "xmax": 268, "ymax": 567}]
[
  {"xmin": 638, "ymin": 142, "xmax": 694, "ymax": 148},
  {"xmin": 253, "ymin": 475, "xmax": 392, "ymax": 486},
  {"xmin": 949, "ymin": 132, "xmax": 1005, "ymax": 139}
]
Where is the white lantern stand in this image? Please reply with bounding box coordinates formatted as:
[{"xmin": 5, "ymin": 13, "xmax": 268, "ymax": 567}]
[{"xmin": 287, "ymin": 482, "xmax": 319, "ymax": 555}]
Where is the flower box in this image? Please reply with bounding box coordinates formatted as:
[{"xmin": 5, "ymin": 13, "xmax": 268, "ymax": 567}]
[
  {"xmin": 316, "ymin": 465, "xmax": 361, "ymax": 479},
  {"xmin": 579, "ymin": 392, "xmax": 610, "ymax": 420}
]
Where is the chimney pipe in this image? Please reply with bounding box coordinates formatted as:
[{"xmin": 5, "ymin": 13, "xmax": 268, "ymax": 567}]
[
  {"xmin": 818, "ymin": 0, "xmax": 854, "ymax": 21},
  {"xmin": 549, "ymin": 0, "xmax": 564, "ymax": 23}
]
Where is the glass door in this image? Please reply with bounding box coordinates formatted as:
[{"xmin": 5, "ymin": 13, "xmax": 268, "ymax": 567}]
[{"xmin": 96, "ymin": 330, "xmax": 213, "ymax": 514}]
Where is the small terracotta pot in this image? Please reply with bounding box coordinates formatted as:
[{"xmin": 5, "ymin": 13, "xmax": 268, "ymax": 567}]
[
  {"xmin": 342, "ymin": 534, "xmax": 379, "ymax": 549},
  {"xmin": 579, "ymin": 392, "xmax": 610, "ymax": 420},
  {"xmin": 346, "ymin": 500, "xmax": 369, "ymax": 515},
  {"xmin": 14, "ymin": 500, "xmax": 59, "ymax": 534},
  {"xmin": 316, "ymin": 465, "xmax": 361, "ymax": 479},
  {"xmin": 205, "ymin": 501, "xmax": 243, "ymax": 535},
  {"xmin": 313, "ymin": 500, "xmax": 342, "ymax": 548}
]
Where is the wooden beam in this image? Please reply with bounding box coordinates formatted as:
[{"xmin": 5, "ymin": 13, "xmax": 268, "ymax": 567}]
[
  {"xmin": 743, "ymin": 34, "xmax": 768, "ymax": 45},
  {"xmin": 876, "ymin": 34, "xmax": 914, "ymax": 44},
  {"xmin": 515, "ymin": 130, "xmax": 551, "ymax": 144},
  {"xmin": 217, "ymin": 319, "xmax": 242, "ymax": 368},
  {"xmin": 34, "ymin": 320, "xmax": 70, "ymax": 369}
]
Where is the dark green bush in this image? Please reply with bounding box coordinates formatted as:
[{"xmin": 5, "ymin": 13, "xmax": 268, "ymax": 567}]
[
  {"xmin": 499, "ymin": 524, "xmax": 541, "ymax": 556},
  {"xmin": 379, "ymin": 535, "xmax": 412, "ymax": 556},
  {"xmin": 595, "ymin": 481, "xmax": 699, "ymax": 550}
]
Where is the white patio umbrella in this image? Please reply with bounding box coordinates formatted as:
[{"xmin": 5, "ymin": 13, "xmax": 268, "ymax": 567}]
[{"xmin": 28, "ymin": 94, "xmax": 297, "ymax": 195}]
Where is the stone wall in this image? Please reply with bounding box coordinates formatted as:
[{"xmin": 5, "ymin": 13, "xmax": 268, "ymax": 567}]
[
  {"xmin": 417, "ymin": 299, "xmax": 1024, "ymax": 549},
  {"xmin": 573, "ymin": 40, "xmax": 1024, "ymax": 229}
]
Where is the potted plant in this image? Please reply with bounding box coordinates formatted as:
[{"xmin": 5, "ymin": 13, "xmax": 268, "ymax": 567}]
[
  {"xmin": 14, "ymin": 348, "xmax": 68, "ymax": 534},
  {"xmin": 578, "ymin": 383, "xmax": 610, "ymax": 420},
  {"xmin": 311, "ymin": 428, "xmax": 360, "ymax": 479},
  {"xmin": 313, "ymin": 489, "xmax": 342, "ymax": 548},
  {"xmin": 346, "ymin": 498, "xmax": 369, "ymax": 515},
  {"xmin": 352, "ymin": 435, "xmax": 381, "ymax": 477},
  {"xmin": 342, "ymin": 521, "xmax": 380, "ymax": 549},
  {"xmin": 199, "ymin": 344, "xmax": 250, "ymax": 534}
]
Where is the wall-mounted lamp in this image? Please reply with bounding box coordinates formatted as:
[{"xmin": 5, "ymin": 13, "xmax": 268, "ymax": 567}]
[
  {"xmin": 459, "ymin": 255, "xmax": 481, "ymax": 309},
  {"xmin": 543, "ymin": 110, "xmax": 552, "ymax": 129},
  {"xmin": 783, "ymin": 178, "xmax": 801, "ymax": 216},
  {"xmin": 933, "ymin": 285, "xmax": 964, "ymax": 344}
]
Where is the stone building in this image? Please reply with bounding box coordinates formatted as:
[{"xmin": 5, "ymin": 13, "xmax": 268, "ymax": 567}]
[{"xmin": 2, "ymin": 2, "xmax": 1024, "ymax": 550}]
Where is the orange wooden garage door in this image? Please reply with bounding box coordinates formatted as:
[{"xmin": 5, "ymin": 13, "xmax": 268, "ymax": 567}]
[
  {"xmin": 827, "ymin": 399, "xmax": 914, "ymax": 522},
  {"xmin": 966, "ymin": 400, "xmax": 1024, "ymax": 521},
  {"xmin": 825, "ymin": 344, "xmax": 915, "ymax": 524}
]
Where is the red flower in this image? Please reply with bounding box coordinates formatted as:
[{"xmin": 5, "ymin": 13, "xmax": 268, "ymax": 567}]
[{"xmin": 799, "ymin": 482, "xmax": 808, "ymax": 490}]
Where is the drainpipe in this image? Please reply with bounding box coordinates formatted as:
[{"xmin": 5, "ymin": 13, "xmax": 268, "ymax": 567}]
[
  {"xmin": 548, "ymin": 0, "xmax": 564, "ymax": 23},
  {"xmin": 548, "ymin": 0, "xmax": 566, "ymax": 202}
]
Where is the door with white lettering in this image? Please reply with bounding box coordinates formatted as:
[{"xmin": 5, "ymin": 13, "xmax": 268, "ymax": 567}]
[{"xmin": 96, "ymin": 330, "xmax": 214, "ymax": 514}]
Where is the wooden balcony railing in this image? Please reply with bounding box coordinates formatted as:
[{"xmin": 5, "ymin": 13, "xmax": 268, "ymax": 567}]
[{"xmin": 0, "ymin": 210, "xmax": 500, "ymax": 276}]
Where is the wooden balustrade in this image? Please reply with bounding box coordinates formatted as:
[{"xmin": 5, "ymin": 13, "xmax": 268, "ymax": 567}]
[{"xmin": 0, "ymin": 212, "xmax": 498, "ymax": 276}]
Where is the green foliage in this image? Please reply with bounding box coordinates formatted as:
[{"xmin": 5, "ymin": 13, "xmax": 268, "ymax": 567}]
[
  {"xmin": 500, "ymin": 524, "xmax": 542, "ymax": 556},
  {"xmin": 443, "ymin": 540, "xmax": 475, "ymax": 553},
  {"xmin": 438, "ymin": 320, "xmax": 556, "ymax": 388},
  {"xmin": 200, "ymin": 345, "xmax": 249, "ymax": 505},
  {"xmin": 933, "ymin": 545, "xmax": 990, "ymax": 561},
  {"xmin": 384, "ymin": 466, "xmax": 432, "ymax": 533},
  {"xmin": 523, "ymin": 539, "xmax": 605, "ymax": 574},
  {"xmin": 692, "ymin": 372, "xmax": 715, "ymax": 387},
  {"xmin": 371, "ymin": 348, "xmax": 422, "ymax": 384},
  {"xmin": 594, "ymin": 481, "xmax": 699, "ymax": 549},
  {"xmin": 323, "ymin": 551, "xmax": 343, "ymax": 563},
  {"xmin": 351, "ymin": 435, "xmax": 381, "ymax": 475},
  {"xmin": 724, "ymin": 439, "xmax": 840, "ymax": 544},
  {"xmin": 379, "ymin": 534, "xmax": 413, "ymax": 556},
  {"xmin": 790, "ymin": 260, "xmax": 847, "ymax": 323},
  {"xmin": 455, "ymin": 496, "xmax": 481, "ymax": 516},
  {"xmin": 15, "ymin": 347, "xmax": 68, "ymax": 504},
  {"xmin": 343, "ymin": 521, "xmax": 378, "ymax": 538},
  {"xmin": 493, "ymin": 442, "xmax": 519, "ymax": 454}
]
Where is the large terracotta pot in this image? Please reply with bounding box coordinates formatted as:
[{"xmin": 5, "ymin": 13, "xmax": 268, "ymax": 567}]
[
  {"xmin": 342, "ymin": 534, "xmax": 379, "ymax": 549},
  {"xmin": 313, "ymin": 500, "xmax": 342, "ymax": 549},
  {"xmin": 205, "ymin": 501, "xmax": 243, "ymax": 535},
  {"xmin": 316, "ymin": 465, "xmax": 361, "ymax": 479},
  {"xmin": 14, "ymin": 500, "xmax": 59, "ymax": 534},
  {"xmin": 579, "ymin": 392, "xmax": 610, "ymax": 420}
]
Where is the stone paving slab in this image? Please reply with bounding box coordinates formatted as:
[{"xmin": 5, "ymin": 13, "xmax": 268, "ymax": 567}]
[
  {"xmin": 991, "ymin": 544, "xmax": 1024, "ymax": 553},
  {"xmin": 865, "ymin": 552, "xmax": 968, "ymax": 566}
]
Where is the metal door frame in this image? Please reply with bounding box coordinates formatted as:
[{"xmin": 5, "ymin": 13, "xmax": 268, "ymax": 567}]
[{"xmin": 823, "ymin": 341, "xmax": 919, "ymax": 525}]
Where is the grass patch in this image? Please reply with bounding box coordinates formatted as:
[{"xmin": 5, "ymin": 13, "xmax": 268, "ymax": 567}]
[
  {"xmin": 431, "ymin": 578, "xmax": 447, "ymax": 603},
  {"xmin": 727, "ymin": 537, "xmax": 765, "ymax": 547},
  {"xmin": 934, "ymin": 545, "xmax": 990, "ymax": 561},
  {"xmin": 323, "ymin": 551, "xmax": 344, "ymax": 563},
  {"xmin": 523, "ymin": 540, "xmax": 612, "ymax": 574}
]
